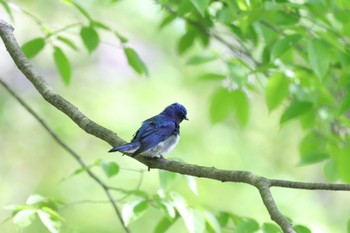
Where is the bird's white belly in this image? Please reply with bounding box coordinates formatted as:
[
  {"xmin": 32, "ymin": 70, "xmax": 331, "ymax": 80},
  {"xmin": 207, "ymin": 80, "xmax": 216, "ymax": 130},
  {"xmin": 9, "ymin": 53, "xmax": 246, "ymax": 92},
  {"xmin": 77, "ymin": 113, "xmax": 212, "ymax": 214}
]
[{"xmin": 144, "ymin": 134, "xmax": 180, "ymax": 158}]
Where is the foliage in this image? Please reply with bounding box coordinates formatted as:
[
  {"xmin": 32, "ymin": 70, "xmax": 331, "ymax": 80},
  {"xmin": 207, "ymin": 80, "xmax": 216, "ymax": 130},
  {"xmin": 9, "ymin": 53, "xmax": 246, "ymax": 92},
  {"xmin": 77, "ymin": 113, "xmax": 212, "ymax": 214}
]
[{"xmin": 2, "ymin": 0, "xmax": 350, "ymax": 232}]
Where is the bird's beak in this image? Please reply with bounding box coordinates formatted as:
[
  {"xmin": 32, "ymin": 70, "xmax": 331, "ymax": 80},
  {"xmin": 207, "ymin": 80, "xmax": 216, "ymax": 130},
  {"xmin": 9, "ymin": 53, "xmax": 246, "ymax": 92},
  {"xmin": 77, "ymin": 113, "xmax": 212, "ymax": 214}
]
[{"xmin": 185, "ymin": 117, "xmax": 189, "ymax": 121}]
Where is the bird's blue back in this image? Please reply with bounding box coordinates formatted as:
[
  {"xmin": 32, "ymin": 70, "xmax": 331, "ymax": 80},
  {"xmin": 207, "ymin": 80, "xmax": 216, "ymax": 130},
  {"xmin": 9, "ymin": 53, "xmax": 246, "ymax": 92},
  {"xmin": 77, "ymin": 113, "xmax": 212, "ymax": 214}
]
[{"xmin": 109, "ymin": 103, "xmax": 187, "ymax": 157}]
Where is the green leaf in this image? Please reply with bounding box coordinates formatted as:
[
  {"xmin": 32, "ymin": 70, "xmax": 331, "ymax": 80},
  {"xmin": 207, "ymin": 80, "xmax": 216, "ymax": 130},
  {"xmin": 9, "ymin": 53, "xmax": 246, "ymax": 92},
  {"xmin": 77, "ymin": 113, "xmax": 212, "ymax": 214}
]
[
  {"xmin": 186, "ymin": 208, "xmax": 206, "ymax": 233},
  {"xmin": 307, "ymin": 39, "xmax": 330, "ymax": 80},
  {"xmin": 26, "ymin": 194, "xmax": 45, "ymax": 205},
  {"xmin": 159, "ymin": 14, "xmax": 176, "ymax": 29},
  {"xmin": 347, "ymin": 219, "xmax": 350, "ymax": 233},
  {"xmin": 154, "ymin": 217, "xmax": 176, "ymax": 233},
  {"xmin": 187, "ymin": 54, "xmax": 217, "ymax": 65},
  {"xmin": 197, "ymin": 73, "xmax": 226, "ymax": 81},
  {"xmin": 115, "ymin": 31, "xmax": 128, "ymax": 43},
  {"xmin": 299, "ymin": 132, "xmax": 329, "ymax": 165},
  {"xmin": 235, "ymin": 218, "xmax": 259, "ymax": 233},
  {"xmin": 265, "ymin": 73, "xmax": 290, "ymax": 112},
  {"xmin": 170, "ymin": 192, "xmax": 188, "ymax": 221},
  {"xmin": 53, "ymin": 46, "xmax": 71, "ymax": 85},
  {"xmin": 231, "ymin": 89, "xmax": 250, "ymax": 126},
  {"xmin": 177, "ymin": 31, "xmax": 196, "ymax": 54},
  {"xmin": 21, "ymin": 38, "xmax": 46, "ymax": 59},
  {"xmin": 185, "ymin": 175, "xmax": 198, "ymax": 195},
  {"xmin": 335, "ymin": 146, "xmax": 350, "ymax": 183},
  {"xmin": 271, "ymin": 34, "xmax": 302, "ymax": 60},
  {"xmin": 262, "ymin": 223, "xmax": 282, "ymax": 233},
  {"xmin": 93, "ymin": 21, "xmax": 111, "ymax": 30},
  {"xmin": 154, "ymin": 199, "xmax": 176, "ymax": 219},
  {"xmin": 294, "ymin": 225, "xmax": 311, "ymax": 233},
  {"xmin": 280, "ymin": 101, "xmax": 313, "ymax": 124},
  {"xmin": 209, "ymin": 88, "xmax": 231, "ymax": 123},
  {"xmin": 124, "ymin": 47, "xmax": 148, "ymax": 76},
  {"xmin": 204, "ymin": 211, "xmax": 221, "ymax": 233},
  {"xmin": 323, "ymin": 159, "xmax": 338, "ymax": 182},
  {"xmin": 37, "ymin": 209, "xmax": 61, "ymax": 233},
  {"xmin": 101, "ymin": 160, "xmax": 119, "ymax": 178},
  {"xmin": 13, "ymin": 209, "xmax": 37, "ymax": 228},
  {"xmin": 0, "ymin": 0, "xmax": 14, "ymax": 20},
  {"xmin": 159, "ymin": 170, "xmax": 177, "ymax": 190},
  {"xmin": 190, "ymin": 0, "xmax": 209, "ymax": 17},
  {"xmin": 339, "ymin": 90, "xmax": 350, "ymax": 114},
  {"xmin": 57, "ymin": 36, "xmax": 79, "ymax": 51},
  {"xmin": 71, "ymin": 0, "xmax": 93, "ymax": 21},
  {"xmin": 216, "ymin": 212, "xmax": 229, "ymax": 227},
  {"xmin": 122, "ymin": 199, "xmax": 148, "ymax": 226},
  {"xmin": 80, "ymin": 26, "xmax": 99, "ymax": 53}
]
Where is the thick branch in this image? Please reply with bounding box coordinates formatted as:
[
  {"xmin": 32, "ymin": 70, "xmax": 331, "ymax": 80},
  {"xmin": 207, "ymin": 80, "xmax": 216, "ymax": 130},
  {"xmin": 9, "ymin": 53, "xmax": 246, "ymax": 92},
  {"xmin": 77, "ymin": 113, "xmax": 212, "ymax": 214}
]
[{"xmin": 1, "ymin": 19, "xmax": 350, "ymax": 233}]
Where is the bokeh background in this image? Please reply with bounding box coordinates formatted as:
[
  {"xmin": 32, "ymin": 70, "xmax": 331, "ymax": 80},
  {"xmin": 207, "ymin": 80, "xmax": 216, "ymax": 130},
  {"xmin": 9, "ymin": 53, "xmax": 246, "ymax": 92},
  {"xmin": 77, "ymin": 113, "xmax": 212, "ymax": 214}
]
[{"xmin": 1, "ymin": 0, "xmax": 349, "ymax": 232}]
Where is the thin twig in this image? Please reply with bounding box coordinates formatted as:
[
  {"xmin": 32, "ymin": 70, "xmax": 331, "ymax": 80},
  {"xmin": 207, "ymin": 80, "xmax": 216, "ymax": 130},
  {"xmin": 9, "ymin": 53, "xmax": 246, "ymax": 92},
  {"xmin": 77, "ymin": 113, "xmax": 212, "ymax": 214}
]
[{"xmin": 0, "ymin": 78, "xmax": 131, "ymax": 233}]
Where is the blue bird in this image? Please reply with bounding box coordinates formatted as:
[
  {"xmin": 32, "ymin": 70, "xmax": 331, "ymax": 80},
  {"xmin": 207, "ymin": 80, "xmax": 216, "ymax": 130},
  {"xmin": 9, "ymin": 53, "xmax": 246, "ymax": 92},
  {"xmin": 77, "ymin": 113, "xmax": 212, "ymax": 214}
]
[{"xmin": 109, "ymin": 103, "xmax": 188, "ymax": 158}]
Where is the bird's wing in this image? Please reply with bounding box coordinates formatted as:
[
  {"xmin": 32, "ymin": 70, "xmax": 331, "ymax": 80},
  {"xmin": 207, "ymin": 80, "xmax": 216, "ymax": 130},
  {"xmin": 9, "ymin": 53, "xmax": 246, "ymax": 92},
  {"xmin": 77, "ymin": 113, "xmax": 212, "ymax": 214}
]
[{"xmin": 132, "ymin": 118, "xmax": 178, "ymax": 155}]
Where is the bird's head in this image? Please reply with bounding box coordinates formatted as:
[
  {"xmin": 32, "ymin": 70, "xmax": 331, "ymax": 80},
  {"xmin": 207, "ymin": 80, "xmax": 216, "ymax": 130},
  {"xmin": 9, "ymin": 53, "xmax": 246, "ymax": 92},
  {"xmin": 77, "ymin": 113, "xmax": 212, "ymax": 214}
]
[{"xmin": 162, "ymin": 103, "xmax": 188, "ymax": 123}]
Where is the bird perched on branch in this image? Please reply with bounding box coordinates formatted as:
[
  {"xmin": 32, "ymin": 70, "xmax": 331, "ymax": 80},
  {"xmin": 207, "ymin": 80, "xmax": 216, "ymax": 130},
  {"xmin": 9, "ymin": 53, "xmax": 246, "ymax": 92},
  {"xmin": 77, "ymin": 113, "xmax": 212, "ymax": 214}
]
[{"xmin": 109, "ymin": 103, "xmax": 188, "ymax": 158}]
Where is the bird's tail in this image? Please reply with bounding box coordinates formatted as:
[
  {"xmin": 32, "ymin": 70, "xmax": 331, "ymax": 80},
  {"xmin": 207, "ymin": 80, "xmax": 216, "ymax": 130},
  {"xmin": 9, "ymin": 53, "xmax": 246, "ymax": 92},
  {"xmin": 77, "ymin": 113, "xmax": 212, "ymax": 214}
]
[{"xmin": 108, "ymin": 142, "xmax": 140, "ymax": 153}]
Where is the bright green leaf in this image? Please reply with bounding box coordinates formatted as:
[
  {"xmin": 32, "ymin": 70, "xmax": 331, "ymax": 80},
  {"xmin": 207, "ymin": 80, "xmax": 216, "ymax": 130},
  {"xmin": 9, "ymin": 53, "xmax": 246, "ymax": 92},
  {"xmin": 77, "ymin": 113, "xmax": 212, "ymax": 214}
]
[
  {"xmin": 187, "ymin": 54, "xmax": 217, "ymax": 65},
  {"xmin": 204, "ymin": 211, "xmax": 221, "ymax": 233},
  {"xmin": 235, "ymin": 218, "xmax": 259, "ymax": 233},
  {"xmin": 53, "ymin": 46, "xmax": 71, "ymax": 85},
  {"xmin": 154, "ymin": 217, "xmax": 176, "ymax": 233},
  {"xmin": 37, "ymin": 209, "xmax": 61, "ymax": 233},
  {"xmin": 115, "ymin": 31, "xmax": 128, "ymax": 43},
  {"xmin": 57, "ymin": 36, "xmax": 79, "ymax": 51},
  {"xmin": 299, "ymin": 132, "xmax": 329, "ymax": 165},
  {"xmin": 154, "ymin": 199, "xmax": 176, "ymax": 219},
  {"xmin": 185, "ymin": 175, "xmax": 198, "ymax": 195},
  {"xmin": 124, "ymin": 47, "xmax": 148, "ymax": 76},
  {"xmin": 339, "ymin": 90, "xmax": 350, "ymax": 114},
  {"xmin": 80, "ymin": 26, "xmax": 99, "ymax": 53},
  {"xmin": 13, "ymin": 209, "xmax": 37, "ymax": 228},
  {"xmin": 177, "ymin": 31, "xmax": 196, "ymax": 54},
  {"xmin": 0, "ymin": 0, "xmax": 14, "ymax": 20},
  {"xmin": 323, "ymin": 159, "xmax": 338, "ymax": 182},
  {"xmin": 122, "ymin": 199, "xmax": 148, "ymax": 226},
  {"xmin": 280, "ymin": 101, "xmax": 313, "ymax": 124},
  {"xmin": 265, "ymin": 73, "xmax": 290, "ymax": 112},
  {"xmin": 197, "ymin": 73, "xmax": 226, "ymax": 81},
  {"xmin": 216, "ymin": 212, "xmax": 229, "ymax": 227},
  {"xmin": 294, "ymin": 225, "xmax": 311, "ymax": 233},
  {"xmin": 101, "ymin": 160, "xmax": 119, "ymax": 178},
  {"xmin": 307, "ymin": 39, "xmax": 330, "ymax": 80},
  {"xmin": 335, "ymin": 146, "xmax": 350, "ymax": 183},
  {"xmin": 26, "ymin": 194, "xmax": 45, "ymax": 205},
  {"xmin": 230, "ymin": 89, "xmax": 250, "ymax": 126},
  {"xmin": 71, "ymin": 1, "xmax": 93, "ymax": 21},
  {"xmin": 21, "ymin": 38, "xmax": 46, "ymax": 59},
  {"xmin": 190, "ymin": 0, "xmax": 209, "ymax": 16},
  {"xmin": 93, "ymin": 21, "xmax": 111, "ymax": 30},
  {"xmin": 347, "ymin": 219, "xmax": 350, "ymax": 233},
  {"xmin": 159, "ymin": 170, "xmax": 177, "ymax": 190},
  {"xmin": 271, "ymin": 34, "xmax": 302, "ymax": 60},
  {"xmin": 262, "ymin": 223, "xmax": 282, "ymax": 233},
  {"xmin": 209, "ymin": 88, "xmax": 231, "ymax": 123},
  {"xmin": 159, "ymin": 14, "xmax": 176, "ymax": 29},
  {"xmin": 185, "ymin": 208, "xmax": 205, "ymax": 233}
]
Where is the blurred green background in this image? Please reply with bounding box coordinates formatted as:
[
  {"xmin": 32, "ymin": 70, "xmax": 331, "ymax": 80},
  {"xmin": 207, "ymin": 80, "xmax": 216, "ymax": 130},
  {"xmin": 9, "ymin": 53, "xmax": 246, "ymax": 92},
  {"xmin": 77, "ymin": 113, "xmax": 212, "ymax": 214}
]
[{"xmin": 1, "ymin": 0, "xmax": 349, "ymax": 232}]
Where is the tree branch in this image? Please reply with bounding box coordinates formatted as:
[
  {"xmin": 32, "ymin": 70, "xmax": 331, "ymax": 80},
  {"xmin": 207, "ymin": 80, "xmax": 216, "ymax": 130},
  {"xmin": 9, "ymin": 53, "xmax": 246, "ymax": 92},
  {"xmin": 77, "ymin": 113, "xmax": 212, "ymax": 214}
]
[
  {"xmin": 2, "ymin": 19, "xmax": 350, "ymax": 233},
  {"xmin": 0, "ymin": 78, "xmax": 130, "ymax": 233}
]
